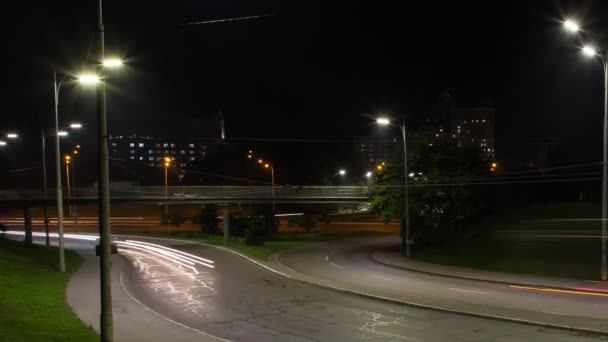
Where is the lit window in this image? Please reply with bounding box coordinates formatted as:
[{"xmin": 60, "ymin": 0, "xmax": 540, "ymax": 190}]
[
  {"xmin": 190, "ymin": 157, "xmax": 195, "ymax": 161},
  {"xmin": 139, "ymin": 156, "xmax": 144, "ymax": 161},
  {"xmin": 435, "ymin": 134, "xmax": 439, "ymax": 137},
  {"xmin": 202, "ymin": 152, "xmax": 206, "ymax": 156},
  {"xmin": 130, "ymin": 150, "xmax": 135, "ymax": 154},
  {"xmin": 189, "ymin": 150, "xmax": 194, "ymax": 155},
  {"xmin": 139, "ymin": 143, "xmax": 144, "ymax": 148},
  {"xmin": 156, "ymin": 157, "xmax": 162, "ymax": 161},
  {"xmin": 482, "ymin": 119, "xmax": 486, "ymax": 123},
  {"xmin": 163, "ymin": 143, "xmax": 168, "ymax": 148},
  {"xmin": 130, "ymin": 156, "xmax": 135, "ymax": 160},
  {"xmin": 189, "ymin": 144, "xmax": 195, "ymax": 148},
  {"xmin": 171, "ymin": 151, "xmax": 176, "ymax": 155},
  {"xmin": 129, "ymin": 143, "xmax": 135, "ymax": 147},
  {"xmin": 149, "ymin": 157, "xmax": 154, "ymax": 161},
  {"xmin": 111, "ymin": 143, "xmax": 117, "ymax": 147},
  {"xmin": 148, "ymin": 150, "xmax": 153, "ymax": 155},
  {"xmin": 203, "ymin": 145, "xmax": 206, "ymax": 150},
  {"xmin": 155, "ymin": 143, "xmax": 161, "ymax": 148},
  {"xmin": 180, "ymin": 150, "xmax": 186, "ymax": 155}
]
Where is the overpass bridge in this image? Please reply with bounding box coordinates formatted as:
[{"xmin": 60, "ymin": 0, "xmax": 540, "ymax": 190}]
[{"xmin": 0, "ymin": 186, "xmax": 372, "ymax": 206}]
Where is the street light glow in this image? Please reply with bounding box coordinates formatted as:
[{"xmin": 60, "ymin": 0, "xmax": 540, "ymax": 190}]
[
  {"xmin": 258, "ymin": 159, "xmax": 263, "ymax": 164},
  {"xmin": 338, "ymin": 169, "xmax": 346, "ymax": 175},
  {"xmin": 78, "ymin": 74, "xmax": 100, "ymax": 84},
  {"xmin": 103, "ymin": 58, "xmax": 123, "ymax": 68},
  {"xmin": 57, "ymin": 131, "xmax": 68, "ymax": 137},
  {"xmin": 582, "ymin": 45, "xmax": 597, "ymax": 57},
  {"xmin": 376, "ymin": 117, "xmax": 391, "ymax": 126},
  {"xmin": 0, "ymin": 141, "xmax": 6, "ymax": 146},
  {"xmin": 6, "ymin": 133, "xmax": 18, "ymax": 139},
  {"xmin": 564, "ymin": 19, "xmax": 580, "ymax": 32},
  {"xmin": 365, "ymin": 171, "xmax": 372, "ymax": 178},
  {"xmin": 70, "ymin": 123, "xmax": 82, "ymax": 129},
  {"xmin": 264, "ymin": 163, "xmax": 270, "ymax": 168}
]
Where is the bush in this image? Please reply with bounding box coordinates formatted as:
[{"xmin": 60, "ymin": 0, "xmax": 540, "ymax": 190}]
[
  {"xmin": 161, "ymin": 212, "xmax": 187, "ymax": 227},
  {"xmin": 244, "ymin": 216, "xmax": 267, "ymax": 245},
  {"xmin": 288, "ymin": 213, "xmax": 316, "ymax": 230},
  {"xmin": 229, "ymin": 212, "xmax": 248, "ymax": 238},
  {"xmin": 193, "ymin": 205, "xmax": 220, "ymax": 234},
  {"xmin": 0, "ymin": 223, "xmax": 7, "ymax": 232}
]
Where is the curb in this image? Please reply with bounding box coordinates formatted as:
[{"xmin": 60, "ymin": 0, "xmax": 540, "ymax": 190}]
[
  {"xmin": 369, "ymin": 249, "xmax": 608, "ymax": 296},
  {"xmin": 117, "ymin": 235, "xmax": 608, "ymax": 337}
]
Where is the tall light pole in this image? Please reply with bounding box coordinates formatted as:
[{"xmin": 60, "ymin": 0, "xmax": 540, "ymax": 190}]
[
  {"xmin": 164, "ymin": 157, "xmax": 171, "ymax": 215},
  {"xmin": 65, "ymin": 155, "xmax": 72, "ymax": 216},
  {"xmin": 562, "ymin": 19, "xmax": 607, "ymax": 280},
  {"xmin": 52, "ymin": 72, "xmax": 66, "ymax": 272},
  {"xmin": 377, "ymin": 116, "xmax": 410, "ymax": 257},
  {"xmin": 330, "ymin": 169, "xmax": 347, "ymax": 185},
  {"xmin": 41, "ymin": 130, "xmax": 50, "ymax": 246}
]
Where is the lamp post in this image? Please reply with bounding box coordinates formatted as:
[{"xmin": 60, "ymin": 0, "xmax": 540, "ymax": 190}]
[
  {"xmin": 65, "ymin": 155, "xmax": 72, "ymax": 217},
  {"xmin": 164, "ymin": 157, "xmax": 171, "ymax": 215},
  {"xmin": 330, "ymin": 169, "xmax": 347, "ymax": 184},
  {"xmin": 376, "ymin": 116, "xmax": 410, "ymax": 257},
  {"xmin": 562, "ymin": 19, "xmax": 607, "ymax": 280}
]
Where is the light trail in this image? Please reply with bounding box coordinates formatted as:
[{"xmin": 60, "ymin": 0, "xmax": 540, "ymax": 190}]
[
  {"xmin": 510, "ymin": 285, "xmax": 608, "ymax": 297},
  {"xmin": 123, "ymin": 240, "xmax": 214, "ymax": 266}
]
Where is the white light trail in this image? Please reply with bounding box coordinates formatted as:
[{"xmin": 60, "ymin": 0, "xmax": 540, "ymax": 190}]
[{"xmin": 124, "ymin": 240, "xmax": 214, "ymax": 266}]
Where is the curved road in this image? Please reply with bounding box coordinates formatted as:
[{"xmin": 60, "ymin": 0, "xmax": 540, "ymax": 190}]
[
  {"xmin": 279, "ymin": 235, "xmax": 608, "ymax": 332},
  {"xmin": 9, "ymin": 232, "xmax": 608, "ymax": 341}
]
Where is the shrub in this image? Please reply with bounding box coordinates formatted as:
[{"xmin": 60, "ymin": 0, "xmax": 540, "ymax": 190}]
[
  {"xmin": 161, "ymin": 212, "xmax": 187, "ymax": 227},
  {"xmin": 193, "ymin": 205, "xmax": 220, "ymax": 234}
]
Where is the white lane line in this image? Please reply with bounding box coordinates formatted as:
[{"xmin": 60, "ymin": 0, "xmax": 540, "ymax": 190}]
[
  {"xmin": 325, "ymin": 249, "xmax": 340, "ymax": 262},
  {"xmin": 372, "ymin": 275, "xmax": 392, "ymax": 281},
  {"xmin": 330, "ymin": 262, "xmax": 345, "ymax": 269},
  {"xmin": 541, "ymin": 310, "xmax": 576, "ymax": 316},
  {"xmin": 449, "ymin": 288, "xmax": 488, "ymax": 295}
]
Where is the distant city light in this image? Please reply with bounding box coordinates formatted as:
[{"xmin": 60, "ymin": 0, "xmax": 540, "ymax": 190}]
[
  {"xmin": 365, "ymin": 171, "xmax": 372, "ymax": 178},
  {"xmin": 408, "ymin": 172, "xmax": 415, "ymax": 178},
  {"xmin": 338, "ymin": 169, "xmax": 346, "ymax": 175},
  {"xmin": 6, "ymin": 133, "xmax": 18, "ymax": 139},
  {"xmin": 582, "ymin": 45, "xmax": 597, "ymax": 57},
  {"xmin": 78, "ymin": 74, "xmax": 100, "ymax": 84},
  {"xmin": 376, "ymin": 117, "xmax": 390, "ymax": 126},
  {"xmin": 564, "ymin": 19, "xmax": 580, "ymax": 32}
]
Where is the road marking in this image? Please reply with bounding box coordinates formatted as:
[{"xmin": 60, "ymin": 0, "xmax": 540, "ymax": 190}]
[
  {"xmin": 325, "ymin": 249, "xmax": 340, "ymax": 262},
  {"xmin": 510, "ymin": 285, "xmax": 608, "ymax": 297},
  {"xmin": 330, "ymin": 262, "xmax": 344, "ymax": 269},
  {"xmin": 372, "ymin": 275, "xmax": 392, "ymax": 281},
  {"xmin": 541, "ymin": 310, "xmax": 576, "ymax": 316},
  {"xmin": 449, "ymin": 288, "xmax": 487, "ymax": 294}
]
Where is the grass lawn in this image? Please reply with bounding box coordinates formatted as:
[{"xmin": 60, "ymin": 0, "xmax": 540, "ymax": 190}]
[
  {"xmin": 136, "ymin": 230, "xmax": 384, "ymax": 260},
  {"xmin": 414, "ymin": 202, "xmax": 603, "ymax": 280},
  {"xmin": 0, "ymin": 238, "xmax": 97, "ymax": 342}
]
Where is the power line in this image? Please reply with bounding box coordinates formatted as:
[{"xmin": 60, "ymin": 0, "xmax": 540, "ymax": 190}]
[{"xmin": 181, "ymin": 14, "xmax": 273, "ymax": 26}]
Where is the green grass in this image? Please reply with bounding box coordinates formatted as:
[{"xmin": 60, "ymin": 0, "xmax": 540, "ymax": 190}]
[
  {"xmin": 415, "ymin": 202, "xmax": 603, "ymax": 280},
  {"xmin": 0, "ymin": 238, "xmax": 97, "ymax": 342},
  {"xmin": 137, "ymin": 230, "xmax": 384, "ymax": 260}
]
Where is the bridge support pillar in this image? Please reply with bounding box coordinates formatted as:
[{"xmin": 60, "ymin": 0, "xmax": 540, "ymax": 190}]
[
  {"xmin": 222, "ymin": 205, "xmax": 230, "ymax": 243},
  {"xmin": 24, "ymin": 206, "xmax": 33, "ymax": 246}
]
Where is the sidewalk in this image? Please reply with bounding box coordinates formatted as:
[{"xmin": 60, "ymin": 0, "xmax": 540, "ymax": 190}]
[
  {"xmin": 371, "ymin": 248, "xmax": 608, "ymax": 293},
  {"xmin": 67, "ymin": 253, "xmax": 224, "ymax": 342}
]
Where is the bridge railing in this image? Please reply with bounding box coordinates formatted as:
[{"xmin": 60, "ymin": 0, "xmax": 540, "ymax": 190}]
[{"xmin": 0, "ymin": 185, "xmax": 371, "ymax": 200}]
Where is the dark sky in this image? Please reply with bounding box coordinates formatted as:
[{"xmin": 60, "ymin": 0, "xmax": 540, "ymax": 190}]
[{"xmin": 1, "ymin": 0, "xmax": 608, "ymax": 184}]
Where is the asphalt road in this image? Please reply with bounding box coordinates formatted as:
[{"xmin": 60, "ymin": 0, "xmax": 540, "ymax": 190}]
[{"xmin": 8, "ymin": 232, "xmax": 608, "ymax": 341}]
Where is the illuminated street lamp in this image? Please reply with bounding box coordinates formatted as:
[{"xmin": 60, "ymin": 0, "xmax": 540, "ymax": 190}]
[
  {"xmin": 78, "ymin": 74, "xmax": 100, "ymax": 85},
  {"xmin": 102, "ymin": 58, "xmax": 123, "ymax": 68},
  {"xmin": 164, "ymin": 157, "xmax": 171, "ymax": 215},
  {"xmin": 0, "ymin": 140, "xmax": 6, "ymax": 146},
  {"xmin": 330, "ymin": 169, "xmax": 347, "ymax": 184},
  {"xmin": 70, "ymin": 123, "xmax": 83, "ymax": 129},
  {"xmin": 375, "ymin": 115, "xmax": 411, "ymax": 257},
  {"xmin": 6, "ymin": 133, "xmax": 18, "ymax": 139},
  {"xmin": 365, "ymin": 171, "xmax": 373, "ymax": 178},
  {"xmin": 563, "ymin": 19, "xmax": 580, "ymax": 33},
  {"xmin": 561, "ymin": 18, "xmax": 607, "ymax": 280}
]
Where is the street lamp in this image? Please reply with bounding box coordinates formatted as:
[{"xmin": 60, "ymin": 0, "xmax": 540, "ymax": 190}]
[
  {"xmin": 6, "ymin": 133, "xmax": 18, "ymax": 139},
  {"xmin": 330, "ymin": 169, "xmax": 347, "ymax": 184},
  {"xmin": 365, "ymin": 171, "xmax": 373, "ymax": 178},
  {"xmin": 376, "ymin": 116, "xmax": 411, "ymax": 257},
  {"xmin": 562, "ymin": 19, "xmax": 607, "ymax": 280},
  {"xmin": 0, "ymin": 140, "xmax": 6, "ymax": 146},
  {"xmin": 102, "ymin": 58, "xmax": 123, "ymax": 68},
  {"xmin": 164, "ymin": 157, "xmax": 171, "ymax": 215}
]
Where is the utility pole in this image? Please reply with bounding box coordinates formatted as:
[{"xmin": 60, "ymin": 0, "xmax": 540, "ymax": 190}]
[
  {"xmin": 41, "ymin": 130, "xmax": 50, "ymax": 246},
  {"xmin": 96, "ymin": 0, "xmax": 114, "ymax": 340},
  {"xmin": 602, "ymin": 53, "xmax": 607, "ymax": 281},
  {"xmin": 53, "ymin": 72, "xmax": 66, "ymax": 272}
]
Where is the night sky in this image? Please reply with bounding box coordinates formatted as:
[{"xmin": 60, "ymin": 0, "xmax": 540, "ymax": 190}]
[{"xmin": 1, "ymin": 0, "xmax": 608, "ymax": 186}]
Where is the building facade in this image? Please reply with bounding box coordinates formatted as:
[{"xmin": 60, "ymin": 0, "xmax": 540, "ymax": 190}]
[{"xmin": 109, "ymin": 133, "xmax": 210, "ymax": 168}]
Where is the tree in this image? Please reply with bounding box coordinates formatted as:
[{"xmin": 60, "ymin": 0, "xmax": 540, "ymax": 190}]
[
  {"xmin": 371, "ymin": 142, "xmax": 488, "ymax": 247},
  {"xmin": 161, "ymin": 212, "xmax": 187, "ymax": 228},
  {"xmin": 193, "ymin": 205, "xmax": 220, "ymax": 234}
]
